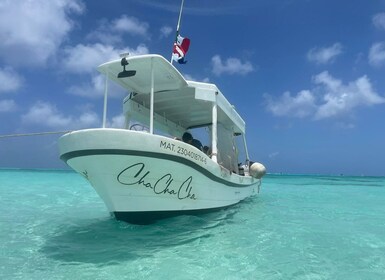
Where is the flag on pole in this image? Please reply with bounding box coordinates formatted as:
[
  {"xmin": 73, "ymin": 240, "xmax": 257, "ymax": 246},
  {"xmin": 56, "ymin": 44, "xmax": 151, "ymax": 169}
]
[{"xmin": 172, "ymin": 35, "xmax": 190, "ymax": 64}]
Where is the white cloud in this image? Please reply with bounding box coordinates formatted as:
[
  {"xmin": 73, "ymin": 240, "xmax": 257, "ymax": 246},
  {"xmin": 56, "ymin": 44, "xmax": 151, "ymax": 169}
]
[
  {"xmin": 211, "ymin": 55, "xmax": 254, "ymax": 76},
  {"xmin": 0, "ymin": 0, "xmax": 83, "ymax": 66},
  {"xmin": 21, "ymin": 101, "xmax": 128, "ymax": 130},
  {"xmin": 373, "ymin": 12, "xmax": 385, "ymax": 30},
  {"xmin": 265, "ymin": 71, "xmax": 385, "ymax": 120},
  {"xmin": 264, "ymin": 90, "xmax": 317, "ymax": 118},
  {"xmin": 0, "ymin": 67, "xmax": 23, "ymax": 93},
  {"xmin": 68, "ymin": 74, "xmax": 105, "ymax": 98},
  {"xmin": 0, "ymin": 99, "xmax": 17, "ymax": 113},
  {"xmin": 307, "ymin": 43, "xmax": 343, "ymax": 64},
  {"xmin": 86, "ymin": 30, "xmax": 123, "ymax": 45},
  {"xmin": 63, "ymin": 43, "xmax": 148, "ymax": 99},
  {"xmin": 62, "ymin": 43, "xmax": 149, "ymax": 74},
  {"xmin": 87, "ymin": 15, "xmax": 150, "ymax": 44},
  {"xmin": 184, "ymin": 74, "xmax": 210, "ymax": 83},
  {"xmin": 160, "ymin": 26, "xmax": 173, "ymax": 38},
  {"xmin": 22, "ymin": 101, "xmax": 72, "ymax": 128},
  {"xmin": 77, "ymin": 111, "xmax": 100, "ymax": 127},
  {"xmin": 314, "ymin": 71, "xmax": 385, "ymax": 119},
  {"xmin": 268, "ymin": 151, "xmax": 280, "ymax": 159},
  {"xmin": 67, "ymin": 74, "xmax": 126, "ymax": 98},
  {"xmin": 108, "ymin": 114, "xmax": 125, "ymax": 128},
  {"xmin": 111, "ymin": 15, "xmax": 149, "ymax": 36},
  {"xmin": 368, "ymin": 42, "xmax": 385, "ymax": 67},
  {"xmin": 21, "ymin": 101, "xmax": 100, "ymax": 130}
]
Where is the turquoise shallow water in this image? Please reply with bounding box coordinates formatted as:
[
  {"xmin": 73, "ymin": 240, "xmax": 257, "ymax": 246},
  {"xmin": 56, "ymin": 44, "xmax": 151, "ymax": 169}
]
[{"xmin": 1, "ymin": 169, "xmax": 384, "ymax": 280}]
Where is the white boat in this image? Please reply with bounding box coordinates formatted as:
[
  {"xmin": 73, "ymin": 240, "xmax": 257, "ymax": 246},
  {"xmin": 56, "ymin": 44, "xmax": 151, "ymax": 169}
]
[{"xmin": 59, "ymin": 54, "xmax": 266, "ymax": 224}]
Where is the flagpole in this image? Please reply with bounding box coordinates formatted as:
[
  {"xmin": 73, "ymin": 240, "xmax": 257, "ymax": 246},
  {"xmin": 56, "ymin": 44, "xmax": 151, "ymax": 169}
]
[{"xmin": 171, "ymin": 0, "xmax": 185, "ymax": 64}]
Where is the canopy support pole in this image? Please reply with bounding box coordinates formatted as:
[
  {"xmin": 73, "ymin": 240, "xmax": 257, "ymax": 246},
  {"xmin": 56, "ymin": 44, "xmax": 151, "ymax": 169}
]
[
  {"xmin": 211, "ymin": 98, "xmax": 218, "ymax": 163},
  {"xmin": 242, "ymin": 134, "xmax": 250, "ymax": 165},
  {"xmin": 150, "ymin": 58, "xmax": 154, "ymax": 134},
  {"xmin": 102, "ymin": 73, "xmax": 109, "ymax": 128}
]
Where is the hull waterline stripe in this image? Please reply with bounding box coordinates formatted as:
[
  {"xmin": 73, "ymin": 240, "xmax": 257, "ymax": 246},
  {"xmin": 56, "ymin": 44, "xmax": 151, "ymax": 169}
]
[{"xmin": 60, "ymin": 149, "xmax": 256, "ymax": 188}]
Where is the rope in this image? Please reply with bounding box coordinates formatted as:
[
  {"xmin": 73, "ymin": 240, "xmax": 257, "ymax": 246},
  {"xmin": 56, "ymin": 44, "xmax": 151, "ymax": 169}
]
[{"xmin": 0, "ymin": 130, "xmax": 72, "ymax": 139}]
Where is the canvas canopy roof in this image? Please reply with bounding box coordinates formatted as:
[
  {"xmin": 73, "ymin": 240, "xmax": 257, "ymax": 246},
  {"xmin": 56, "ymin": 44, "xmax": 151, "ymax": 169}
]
[{"xmin": 97, "ymin": 54, "xmax": 246, "ymax": 134}]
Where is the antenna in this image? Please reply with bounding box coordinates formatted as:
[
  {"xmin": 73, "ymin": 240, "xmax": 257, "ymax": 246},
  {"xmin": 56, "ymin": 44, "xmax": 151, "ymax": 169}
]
[{"xmin": 171, "ymin": 0, "xmax": 185, "ymax": 64}]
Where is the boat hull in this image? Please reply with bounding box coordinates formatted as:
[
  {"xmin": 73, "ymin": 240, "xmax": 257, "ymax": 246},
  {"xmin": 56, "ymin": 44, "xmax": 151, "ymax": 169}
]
[{"xmin": 59, "ymin": 129, "xmax": 259, "ymax": 223}]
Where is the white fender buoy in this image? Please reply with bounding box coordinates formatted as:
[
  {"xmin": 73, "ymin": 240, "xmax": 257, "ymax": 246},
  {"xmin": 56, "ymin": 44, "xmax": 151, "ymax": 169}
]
[{"xmin": 249, "ymin": 162, "xmax": 266, "ymax": 179}]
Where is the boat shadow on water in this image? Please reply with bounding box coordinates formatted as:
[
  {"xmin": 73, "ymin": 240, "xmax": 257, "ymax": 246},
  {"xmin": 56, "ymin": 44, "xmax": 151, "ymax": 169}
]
[{"xmin": 40, "ymin": 208, "xmax": 240, "ymax": 265}]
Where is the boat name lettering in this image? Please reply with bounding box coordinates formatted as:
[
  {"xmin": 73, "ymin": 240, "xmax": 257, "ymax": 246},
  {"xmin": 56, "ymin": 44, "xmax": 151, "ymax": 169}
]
[
  {"xmin": 160, "ymin": 140, "xmax": 207, "ymax": 164},
  {"xmin": 117, "ymin": 162, "xmax": 197, "ymax": 200}
]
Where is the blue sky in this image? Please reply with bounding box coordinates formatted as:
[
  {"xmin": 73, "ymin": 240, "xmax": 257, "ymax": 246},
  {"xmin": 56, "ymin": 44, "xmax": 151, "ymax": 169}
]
[{"xmin": 0, "ymin": 0, "xmax": 385, "ymax": 176}]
